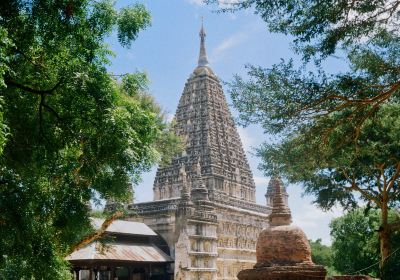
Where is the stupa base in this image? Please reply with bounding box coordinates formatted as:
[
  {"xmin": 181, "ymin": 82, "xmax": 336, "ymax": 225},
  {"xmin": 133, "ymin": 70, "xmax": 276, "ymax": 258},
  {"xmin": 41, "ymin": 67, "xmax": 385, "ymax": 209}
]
[{"xmin": 237, "ymin": 264, "xmax": 327, "ymax": 280}]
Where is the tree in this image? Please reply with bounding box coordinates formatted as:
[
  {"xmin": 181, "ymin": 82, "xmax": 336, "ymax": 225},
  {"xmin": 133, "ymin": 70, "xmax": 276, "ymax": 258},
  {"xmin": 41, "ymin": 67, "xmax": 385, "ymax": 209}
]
[
  {"xmin": 0, "ymin": 1, "xmax": 181, "ymax": 278},
  {"xmin": 309, "ymin": 239, "xmax": 336, "ymax": 276},
  {"xmin": 206, "ymin": 0, "xmax": 400, "ymax": 269},
  {"xmin": 330, "ymin": 208, "xmax": 400, "ymax": 278},
  {"xmin": 330, "ymin": 208, "xmax": 381, "ymax": 276}
]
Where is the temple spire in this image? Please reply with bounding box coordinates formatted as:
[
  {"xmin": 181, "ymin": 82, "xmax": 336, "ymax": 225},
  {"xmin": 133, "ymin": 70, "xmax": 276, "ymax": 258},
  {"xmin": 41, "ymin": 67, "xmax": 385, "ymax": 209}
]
[
  {"xmin": 198, "ymin": 17, "xmax": 209, "ymax": 67},
  {"xmin": 269, "ymin": 176, "xmax": 292, "ymax": 226}
]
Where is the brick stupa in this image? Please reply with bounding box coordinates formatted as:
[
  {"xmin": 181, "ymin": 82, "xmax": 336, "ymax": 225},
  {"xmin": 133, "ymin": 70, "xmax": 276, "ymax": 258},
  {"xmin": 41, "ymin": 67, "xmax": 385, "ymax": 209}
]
[{"xmin": 238, "ymin": 176, "xmax": 327, "ymax": 280}]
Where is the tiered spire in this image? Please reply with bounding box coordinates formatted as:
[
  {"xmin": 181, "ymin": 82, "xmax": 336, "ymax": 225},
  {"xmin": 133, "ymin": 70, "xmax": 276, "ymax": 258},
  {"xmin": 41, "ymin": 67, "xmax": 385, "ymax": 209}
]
[
  {"xmin": 269, "ymin": 176, "xmax": 292, "ymax": 226},
  {"xmin": 198, "ymin": 18, "xmax": 209, "ymax": 67},
  {"xmin": 152, "ymin": 19, "xmax": 257, "ymax": 203}
]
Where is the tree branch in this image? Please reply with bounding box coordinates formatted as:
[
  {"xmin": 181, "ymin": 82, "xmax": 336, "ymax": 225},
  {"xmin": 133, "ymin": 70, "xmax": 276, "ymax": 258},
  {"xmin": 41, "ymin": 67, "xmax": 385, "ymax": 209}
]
[
  {"xmin": 5, "ymin": 78, "xmax": 62, "ymax": 95},
  {"xmin": 387, "ymin": 162, "xmax": 400, "ymax": 192},
  {"xmin": 66, "ymin": 211, "xmax": 123, "ymax": 256},
  {"xmin": 341, "ymin": 168, "xmax": 381, "ymax": 206},
  {"xmin": 42, "ymin": 102, "xmax": 62, "ymax": 121}
]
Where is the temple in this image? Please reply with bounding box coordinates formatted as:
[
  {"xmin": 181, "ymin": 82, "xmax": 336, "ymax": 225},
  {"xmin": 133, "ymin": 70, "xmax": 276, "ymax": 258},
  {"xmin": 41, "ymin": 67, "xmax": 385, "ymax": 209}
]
[{"xmin": 127, "ymin": 23, "xmax": 287, "ymax": 280}]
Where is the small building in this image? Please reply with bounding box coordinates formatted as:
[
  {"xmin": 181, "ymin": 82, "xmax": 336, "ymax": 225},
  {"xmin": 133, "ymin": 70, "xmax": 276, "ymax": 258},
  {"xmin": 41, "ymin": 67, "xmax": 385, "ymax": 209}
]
[{"xmin": 67, "ymin": 219, "xmax": 173, "ymax": 280}]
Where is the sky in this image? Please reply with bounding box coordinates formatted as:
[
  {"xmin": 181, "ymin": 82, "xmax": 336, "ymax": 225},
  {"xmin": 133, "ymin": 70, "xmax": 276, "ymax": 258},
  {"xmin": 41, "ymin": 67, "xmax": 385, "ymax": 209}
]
[{"xmin": 106, "ymin": 0, "xmax": 345, "ymax": 245}]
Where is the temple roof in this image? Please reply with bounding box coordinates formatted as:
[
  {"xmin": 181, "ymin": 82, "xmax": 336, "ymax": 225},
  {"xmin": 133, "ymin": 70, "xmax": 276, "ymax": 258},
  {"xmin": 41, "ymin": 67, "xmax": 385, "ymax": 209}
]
[
  {"xmin": 67, "ymin": 219, "xmax": 173, "ymax": 263},
  {"xmin": 67, "ymin": 242, "xmax": 173, "ymax": 263},
  {"xmin": 91, "ymin": 218, "xmax": 157, "ymax": 236}
]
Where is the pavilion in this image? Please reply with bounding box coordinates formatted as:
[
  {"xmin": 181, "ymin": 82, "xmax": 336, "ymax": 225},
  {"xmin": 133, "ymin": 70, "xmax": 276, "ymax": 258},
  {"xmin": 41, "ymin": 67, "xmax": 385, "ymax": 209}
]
[{"xmin": 66, "ymin": 219, "xmax": 174, "ymax": 280}]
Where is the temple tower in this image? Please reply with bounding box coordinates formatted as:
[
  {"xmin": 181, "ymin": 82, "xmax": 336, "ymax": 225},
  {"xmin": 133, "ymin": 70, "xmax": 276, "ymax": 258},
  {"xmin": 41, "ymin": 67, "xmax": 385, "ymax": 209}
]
[
  {"xmin": 131, "ymin": 23, "xmax": 270, "ymax": 280},
  {"xmin": 265, "ymin": 176, "xmax": 288, "ymax": 207},
  {"xmin": 153, "ymin": 21, "xmax": 256, "ymax": 203}
]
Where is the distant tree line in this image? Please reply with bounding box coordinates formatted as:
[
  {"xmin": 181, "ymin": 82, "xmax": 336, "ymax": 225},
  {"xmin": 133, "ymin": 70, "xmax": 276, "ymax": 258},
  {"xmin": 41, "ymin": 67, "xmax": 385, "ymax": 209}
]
[{"xmin": 311, "ymin": 208, "xmax": 400, "ymax": 278}]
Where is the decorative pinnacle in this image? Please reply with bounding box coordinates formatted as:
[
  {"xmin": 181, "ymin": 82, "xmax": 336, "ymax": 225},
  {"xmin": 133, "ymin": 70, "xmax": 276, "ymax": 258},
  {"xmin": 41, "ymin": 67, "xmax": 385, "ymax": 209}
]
[
  {"xmin": 269, "ymin": 176, "xmax": 292, "ymax": 226},
  {"xmin": 198, "ymin": 17, "xmax": 209, "ymax": 67},
  {"xmin": 193, "ymin": 158, "xmax": 206, "ymax": 191},
  {"xmin": 196, "ymin": 158, "xmax": 202, "ymax": 175},
  {"xmin": 180, "ymin": 165, "xmax": 190, "ymax": 201},
  {"xmin": 190, "ymin": 158, "xmax": 209, "ymax": 202}
]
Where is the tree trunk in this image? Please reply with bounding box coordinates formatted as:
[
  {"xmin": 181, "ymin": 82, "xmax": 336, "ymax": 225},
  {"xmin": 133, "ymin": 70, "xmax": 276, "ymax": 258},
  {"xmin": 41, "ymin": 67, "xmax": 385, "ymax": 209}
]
[{"xmin": 379, "ymin": 201, "xmax": 391, "ymax": 269}]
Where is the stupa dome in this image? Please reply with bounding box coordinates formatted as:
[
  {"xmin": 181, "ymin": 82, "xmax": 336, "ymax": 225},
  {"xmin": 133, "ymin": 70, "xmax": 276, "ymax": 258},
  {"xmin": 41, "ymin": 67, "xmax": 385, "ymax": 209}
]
[
  {"xmin": 237, "ymin": 176, "xmax": 326, "ymax": 280},
  {"xmin": 255, "ymin": 176, "xmax": 312, "ymax": 267},
  {"xmin": 256, "ymin": 224, "xmax": 312, "ymax": 267}
]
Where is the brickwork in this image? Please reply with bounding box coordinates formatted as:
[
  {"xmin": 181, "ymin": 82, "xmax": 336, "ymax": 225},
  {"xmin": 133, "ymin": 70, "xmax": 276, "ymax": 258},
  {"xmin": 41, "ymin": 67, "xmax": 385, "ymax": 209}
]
[{"xmin": 237, "ymin": 176, "xmax": 327, "ymax": 280}]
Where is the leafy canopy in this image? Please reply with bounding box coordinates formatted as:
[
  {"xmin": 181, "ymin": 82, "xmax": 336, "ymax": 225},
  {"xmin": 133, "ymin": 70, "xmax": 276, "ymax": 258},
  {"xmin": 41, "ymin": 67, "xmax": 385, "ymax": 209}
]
[
  {"xmin": 309, "ymin": 239, "xmax": 336, "ymax": 276},
  {"xmin": 0, "ymin": 0, "xmax": 180, "ymax": 278},
  {"xmin": 330, "ymin": 208, "xmax": 400, "ymax": 277},
  {"xmin": 208, "ymin": 0, "xmax": 400, "ymax": 60},
  {"xmin": 207, "ymin": 0, "xmax": 400, "ymax": 266}
]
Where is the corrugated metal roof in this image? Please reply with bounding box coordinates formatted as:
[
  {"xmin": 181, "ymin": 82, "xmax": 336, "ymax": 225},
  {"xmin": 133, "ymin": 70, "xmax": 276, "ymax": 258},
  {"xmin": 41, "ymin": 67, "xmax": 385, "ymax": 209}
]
[
  {"xmin": 91, "ymin": 218, "xmax": 157, "ymax": 236},
  {"xmin": 66, "ymin": 242, "xmax": 173, "ymax": 263}
]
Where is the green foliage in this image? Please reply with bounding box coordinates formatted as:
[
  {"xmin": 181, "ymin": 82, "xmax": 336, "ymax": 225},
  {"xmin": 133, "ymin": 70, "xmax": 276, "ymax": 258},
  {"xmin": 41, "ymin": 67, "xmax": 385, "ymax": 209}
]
[
  {"xmin": 382, "ymin": 246, "xmax": 400, "ymax": 279},
  {"xmin": 0, "ymin": 27, "xmax": 12, "ymax": 155},
  {"xmin": 330, "ymin": 208, "xmax": 400, "ymax": 278},
  {"xmin": 330, "ymin": 208, "xmax": 381, "ymax": 276},
  {"xmin": 230, "ymin": 30, "xmax": 400, "ymax": 140},
  {"xmin": 0, "ymin": 1, "xmax": 181, "ymax": 278},
  {"xmin": 208, "ymin": 0, "xmax": 400, "ymax": 60},
  {"xmin": 256, "ymin": 104, "xmax": 400, "ymax": 210},
  {"xmin": 309, "ymin": 239, "xmax": 336, "ymax": 276},
  {"xmin": 122, "ymin": 72, "xmax": 150, "ymax": 94},
  {"xmin": 118, "ymin": 4, "xmax": 151, "ymax": 48}
]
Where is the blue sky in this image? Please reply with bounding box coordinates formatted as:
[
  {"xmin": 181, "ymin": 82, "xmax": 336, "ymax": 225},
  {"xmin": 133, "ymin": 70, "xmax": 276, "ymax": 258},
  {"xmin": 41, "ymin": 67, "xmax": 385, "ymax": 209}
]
[{"xmin": 106, "ymin": 0, "xmax": 344, "ymax": 244}]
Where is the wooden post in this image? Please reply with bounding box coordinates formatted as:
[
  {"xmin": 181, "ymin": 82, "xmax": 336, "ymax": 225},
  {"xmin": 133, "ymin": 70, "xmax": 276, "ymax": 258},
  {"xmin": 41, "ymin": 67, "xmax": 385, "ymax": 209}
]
[
  {"xmin": 164, "ymin": 265, "xmax": 169, "ymax": 280},
  {"xmin": 128, "ymin": 266, "xmax": 133, "ymax": 280},
  {"xmin": 74, "ymin": 268, "xmax": 80, "ymax": 280},
  {"xmin": 111, "ymin": 266, "xmax": 117, "ymax": 280},
  {"xmin": 107, "ymin": 267, "xmax": 111, "ymax": 280}
]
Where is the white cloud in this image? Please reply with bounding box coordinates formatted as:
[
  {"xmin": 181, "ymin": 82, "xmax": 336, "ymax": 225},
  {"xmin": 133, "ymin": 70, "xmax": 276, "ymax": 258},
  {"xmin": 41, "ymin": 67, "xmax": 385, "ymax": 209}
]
[
  {"xmin": 209, "ymin": 21, "xmax": 263, "ymax": 63},
  {"xmin": 236, "ymin": 126, "xmax": 255, "ymax": 152},
  {"xmin": 165, "ymin": 112, "xmax": 175, "ymax": 122},
  {"xmin": 125, "ymin": 51, "xmax": 135, "ymax": 61},
  {"xmin": 186, "ymin": 0, "xmax": 205, "ymax": 6},
  {"xmin": 288, "ymin": 187, "xmax": 344, "ymax": 245},
  {"xmin": 253, "ymin": 176, "xmax": 268, "ymax": 186},
  {"xmin": 186, "ymin": 0, "xmax": 240, "ymax": 7},
  {"xmin": 229, "ymin": 13, "xmax": 237, "ymax": 20},
  {"xmin": 218, "ymin": 0, "xmax": 241, "ymax": 9},
  {"xmin": 211, "ymin": 31, "xmax": 247, "ymax": 61}
]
